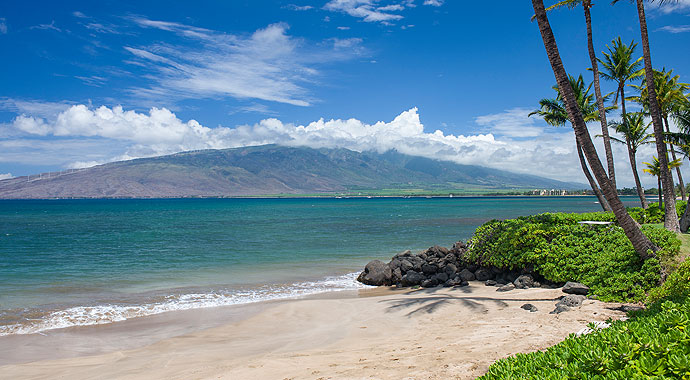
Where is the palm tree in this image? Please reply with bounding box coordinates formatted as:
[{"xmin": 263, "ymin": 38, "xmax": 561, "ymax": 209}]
[
  {"xmin": 598, "ymin": 37, "xmax": 643, "ymax": 130},
  {"xmin": 532, "ymin": 0, "xmax": 657, "ymax": 259},
  {"xmin": 542, "ymin": 0, "xmax": 617, "ymax": 190},
  {"xmin": 632, "ymin": 68, "xmax": 690, "ymax": 201},
  {"xmin": 612, "ymin": 0, "xmax": 680, "ymax": 232},
  {"xmin": 665, "ymin": 103, "xmax": 690, "ymax": 231},
  {"xmin": 643, "ymin": 156, "xmax": 682, "ymax": 210},
  {"xmin": 530, "ymin": 75, "xmax": 612, "ymax": 210},
  {"xmin": 608, "ymin": 112, "xmax": 653, "ymax": 208}
]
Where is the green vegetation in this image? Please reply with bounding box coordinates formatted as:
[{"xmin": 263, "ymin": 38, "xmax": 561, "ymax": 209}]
[
  {"xmin": 463, "ymin": 212, "xmax": 679, "ymax": 302},
  {"xmin": 480, "ymin": 2, "xmax": 690, "ymax": 377},
  {"xmin": 472, "ymin": 208, "xmax": 690, "ymax": 379},
  {"xmin": 479, "ymin": 296, "xmax": 690, "ymax": 379},
  {"xmin": 648, "ymin": 259, "xmax": 690, "ymax": 304},
  {"xmin": 626, "ymin": 200, "xmax": 687, "ymax": 225}
]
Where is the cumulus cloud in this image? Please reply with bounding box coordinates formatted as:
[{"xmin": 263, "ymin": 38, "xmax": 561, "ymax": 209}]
[
  {"xmin": 5, "ymin": 103, "xmax": 682, "ymax": 187},
  {"xmin": 124, "ymin": 19, "xmax": 363, "ymax": 106},
  {"xmin": 0, "ymin": 173, "xmax": 13, "ymax": 180}
]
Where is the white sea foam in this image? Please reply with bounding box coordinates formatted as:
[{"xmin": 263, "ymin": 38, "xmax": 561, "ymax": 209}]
[{"xmin": 0, "ymin": 272, "xmax": 369, "ymax": 336}]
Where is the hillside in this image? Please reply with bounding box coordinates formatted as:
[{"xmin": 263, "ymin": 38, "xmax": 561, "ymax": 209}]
[{"xmin": 0, "ymin": 145, "xmax": 582, "ymax": 198}]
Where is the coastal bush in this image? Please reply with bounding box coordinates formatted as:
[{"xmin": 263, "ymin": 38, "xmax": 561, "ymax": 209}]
[
  {"xmin": 648, "ymin": 259, "xmax": 690, "ymax": 304},
  {"xmin": 478, "ymin": 295, "xmax": 690, "ymax": 379},
  {"xmin": 628, "ymin": 200, "xmax": 687, "ymax": 224},
  {"xmin": 464, "ymin": 213, "xmax": 680, "ymax": 302}
]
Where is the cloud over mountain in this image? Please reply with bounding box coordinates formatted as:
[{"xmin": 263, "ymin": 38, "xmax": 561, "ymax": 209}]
[{"xmin": 5, "ymin": 103, "xmax": 672, "ymax": 187}]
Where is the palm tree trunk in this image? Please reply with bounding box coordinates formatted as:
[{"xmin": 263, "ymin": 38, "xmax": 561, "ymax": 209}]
[
  {"xmin": 628, "ymin": 142, "xmax": 648, "ymax": 208},
  {"xmin": 532, "ymin": 0, "xmax": 656, "ymax": 259},
  {"xmin": 584, "ymin": 2, "xmax": 616, "ymax": 191},
  {"xmin": 576, "ymin": 137, "xmax": 610, "ymax": 211},
  {"xmin": 635, "ymin": 0, "xmax": 680, "ymax": 232},
  {"xmin": 664, "ymin": 116, "xmax": 686, "ymax": 200},
  {"xmin": 680, "ymin": 168, "xmax": 690, "ymax": 232}
]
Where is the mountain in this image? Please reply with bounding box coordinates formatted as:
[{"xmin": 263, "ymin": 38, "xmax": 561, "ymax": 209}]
[{"xmin": 0, "ymin": 145, "xmax": 583, "ymax": 198}]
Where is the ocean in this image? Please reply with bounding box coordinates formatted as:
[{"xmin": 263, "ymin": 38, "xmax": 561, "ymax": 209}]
[{"xmin": 0, "ymin": 196, "xmax": 636, "ymax": 335}]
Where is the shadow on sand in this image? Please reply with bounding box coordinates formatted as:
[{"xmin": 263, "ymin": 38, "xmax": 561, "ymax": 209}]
[{"xmin": 382, "ymin": 286, "xmax": 560, "ymax": 317}]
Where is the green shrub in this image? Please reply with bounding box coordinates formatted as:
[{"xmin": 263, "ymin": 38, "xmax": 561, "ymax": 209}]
[
  {"xmin": 648, "ymin": 259, "xmax": 690, "ymax": 304},
  {"xmin": 464, "ymin": 213, "xmax": 680, "ymax": 302},
  {"xmin": 626, "ymin": 206, "xmax": 648, "ymax": 224},
  {"xmin": 678, "ymin": 200, "xmax": 687, "ymax": 218},
  {"xmin": 479, "ymin": 296, "xmax": 690, "ymax": 379},
  {"xmin": 632, "ymin": 200, "xmax": 688, "ymax": 224}
]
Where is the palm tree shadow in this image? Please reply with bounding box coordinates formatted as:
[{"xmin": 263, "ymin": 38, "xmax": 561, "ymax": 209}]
[{"xmin": 382, "ymin": 286, "xmax": 559, "ymax": 317}]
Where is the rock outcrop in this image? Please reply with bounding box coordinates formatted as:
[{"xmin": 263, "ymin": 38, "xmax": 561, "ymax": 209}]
[{"xmin": 356, "ymin": 243, "xmax": 551, "ymax": 290}]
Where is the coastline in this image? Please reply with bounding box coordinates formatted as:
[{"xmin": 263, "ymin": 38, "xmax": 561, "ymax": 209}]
[{"xmin": 0, "ymin": 283, "xmax": 629, "ymax": 379}]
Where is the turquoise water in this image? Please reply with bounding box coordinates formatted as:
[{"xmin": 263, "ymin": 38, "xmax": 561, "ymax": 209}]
[{"xmin": 0, "ymin": 196, "xmax": 633, "ymax": 334}]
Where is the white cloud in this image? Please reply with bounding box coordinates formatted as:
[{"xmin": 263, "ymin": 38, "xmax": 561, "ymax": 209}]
[
  {"xmin": 5, "ymin": 104, "xmax": 689, "ymax": 187},
  {"xmin": 331, "ymin": 37, "xmax": 364, "ymax": 49},
  {"xmin": 30, "ymin": 21, "xmax": 61, "ymax": 32},
  {"xmin": 0, "ymin": 173, "xmax": 13, "ymax": 180},
  {"xmin": 324, "ymin": 0, "xmax": 405, "ymax": 23},
  {"xmin": 75, "ymin": 75, "xmax": 107, "ymax": 87},
  {"xmin": 657, "ymin": 25, "xmax": 690, "ymax": 33},
  {"xmin": 475, "ymin": 108, "xmax": 544, "ymax": 138},
  {"xmin": 0, "ymin": 18, "xmax": 7, "ymax": 34},
  {"xmin": 423, "ymin": 0, "xmax": 444, "ymax": 6},
  {"xmin": 0, "ymin": 98, "xmax": 74, "ymax": 118},
  {"xmin": 378, "ymin": 4, "xmax": 405, "ymax": 11},
  {"xmin": 285, "ymin": 4, "xmax": 314, "ymax": 11},
  {"xmin": 230, "ymin": 103, "xmax": 277, "ymax": 116},
  {"xmin": 123, "ymin": 19, "xmax": 361, "ymax": 106},
  {"xmin": 653, "ymin": 0, "xmax": 690, "ymax": 14}
]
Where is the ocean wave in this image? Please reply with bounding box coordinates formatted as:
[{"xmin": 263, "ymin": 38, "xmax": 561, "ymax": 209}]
[{"xmin": 0, "ymin": 272, "xmax": 369, "ymax": 336}]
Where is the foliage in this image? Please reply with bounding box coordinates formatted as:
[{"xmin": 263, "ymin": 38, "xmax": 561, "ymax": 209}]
[
  {"xmin": 648, "ymin": 259, "xmax": 690, "ymax": 304},
  {"xmin": 478, "ymin": 296, "xmax": 690, "ymax": 380},
  {"xmin": 529, "ymin": 74, "xmax": 604, "ymax": 128},
  {"xmin": 631, "ymin": 68, "xmax": 689, "ymax": 117},
  {"xmin": 464, "ymin": 212, "xmax": 680, "ymax": 302},
  {"xmin": 608, "ymin": 112, "xmax": 653, "ymax": 153},
  {"xmin": 626, "ymin": 200, "xmax": 687, "ymax": 224},
  {"xmin": 643, "ymin": 156, "xmax": 683, "ymax": 180}
]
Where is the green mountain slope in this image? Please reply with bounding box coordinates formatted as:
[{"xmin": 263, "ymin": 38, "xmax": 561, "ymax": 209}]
[{"xmin": 0, "ymin": 145, "xmax": 583, "ymax": 198}]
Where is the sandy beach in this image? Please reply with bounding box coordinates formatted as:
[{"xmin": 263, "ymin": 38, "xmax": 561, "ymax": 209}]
[{"xmin": 0, "ymin": 283, "xmax": 630, "ymax": 380}]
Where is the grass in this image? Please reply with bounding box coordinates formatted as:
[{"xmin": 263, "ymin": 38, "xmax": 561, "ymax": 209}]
[{"xmin": 675, "ymin": 232, "xmax": 690, "ymax": 264}]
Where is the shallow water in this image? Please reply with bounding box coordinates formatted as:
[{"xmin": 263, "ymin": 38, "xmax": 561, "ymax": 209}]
[{"xmin": 0, "ymin": 196, "xmax": 636, "ymax": 334}]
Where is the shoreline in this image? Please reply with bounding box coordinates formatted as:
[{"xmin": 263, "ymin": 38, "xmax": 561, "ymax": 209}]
[
  {"xmin": 0, "ymin": 283, "xmax": 630, "ymax": 379},
  {"xmin": 0, "ymin": 271, "xmax": 369, "ymax": 338}
]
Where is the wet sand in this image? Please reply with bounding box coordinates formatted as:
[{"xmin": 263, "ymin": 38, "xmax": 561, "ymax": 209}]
[{"xmin": 0, "ymin": 283, "xmax": 628, "ymax": 379}]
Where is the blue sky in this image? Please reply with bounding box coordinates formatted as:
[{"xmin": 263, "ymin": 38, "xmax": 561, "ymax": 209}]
[{"xmin": 1, "ymin": 0, "xmax": 690, "ymax": 186}]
